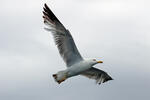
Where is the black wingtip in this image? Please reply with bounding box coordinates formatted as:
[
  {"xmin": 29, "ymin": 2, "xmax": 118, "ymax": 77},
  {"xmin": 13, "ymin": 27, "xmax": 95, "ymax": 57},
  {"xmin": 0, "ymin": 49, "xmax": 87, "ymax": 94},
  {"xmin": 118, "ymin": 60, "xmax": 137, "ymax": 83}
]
[
  {"xmin": 42, "ymin": 3, "xmax": 65, "ymax": 29},
  {"xmin": 43, "ymin": 3, "xmax": 60, "ymax": 23},
  {"xmin": 103, "ymin": 76, "xmax": 113, "ymax": 83},
  {"xmin": 44, "ymin": 3, "xmax": 48, "ymax": 9},
  {"xmin": 44, "ymin": 3, "xmax": 47, "ymax": 9},
  {"xmin": 44, "ymin": 3, "xmax": 50, "ymax": 12}
]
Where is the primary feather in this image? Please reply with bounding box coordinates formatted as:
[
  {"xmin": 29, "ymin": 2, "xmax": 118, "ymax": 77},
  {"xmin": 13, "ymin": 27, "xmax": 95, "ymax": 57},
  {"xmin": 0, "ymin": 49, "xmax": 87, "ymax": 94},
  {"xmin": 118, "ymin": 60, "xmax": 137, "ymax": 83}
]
[
  {"xmin": 81, "ymin": 67, "xmax": 113, "ymax": 84},
  {"xmin": 43, "ymin": 4, "xmax": 83, "ymax": 67}
]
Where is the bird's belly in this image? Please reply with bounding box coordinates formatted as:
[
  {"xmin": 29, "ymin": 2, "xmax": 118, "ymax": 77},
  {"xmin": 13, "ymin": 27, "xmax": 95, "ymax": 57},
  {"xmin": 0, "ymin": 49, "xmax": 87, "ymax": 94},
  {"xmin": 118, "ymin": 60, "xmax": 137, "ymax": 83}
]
[{"xmin": 67, "ymin": 63, "xmax": 91, "ymax": 77}]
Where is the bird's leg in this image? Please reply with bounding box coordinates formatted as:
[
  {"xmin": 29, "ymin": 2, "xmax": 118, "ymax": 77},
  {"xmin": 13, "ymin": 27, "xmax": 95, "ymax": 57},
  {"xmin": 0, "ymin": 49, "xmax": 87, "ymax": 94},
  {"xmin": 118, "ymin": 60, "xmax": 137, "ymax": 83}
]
[
  {"xmin": 57, "ymin": 75, "xmax": 67, "ymax": 84},
  {"xmin": 58, "ymin": 77, "xmax": 66, "ymax": 84},
  {"xmin": 53, "ymin": 74, "xmax": 67, "ymax": 84}
]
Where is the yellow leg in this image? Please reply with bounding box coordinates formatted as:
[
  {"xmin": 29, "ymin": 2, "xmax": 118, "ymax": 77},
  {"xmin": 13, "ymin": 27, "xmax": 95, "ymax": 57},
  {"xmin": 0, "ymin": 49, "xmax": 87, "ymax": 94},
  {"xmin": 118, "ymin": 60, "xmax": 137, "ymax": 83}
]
[{"xmin": 58, "ymin": 76, "xmax": 67, "ymax": 84}]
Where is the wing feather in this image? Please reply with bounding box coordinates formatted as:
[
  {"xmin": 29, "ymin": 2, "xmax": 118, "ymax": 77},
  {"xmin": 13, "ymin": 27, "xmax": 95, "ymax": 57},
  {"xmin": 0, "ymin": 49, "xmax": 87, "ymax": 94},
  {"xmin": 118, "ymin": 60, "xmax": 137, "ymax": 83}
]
[
  {"xmin": 43, "ymin": 4, "xmax": 83, "ymax": 67},
  {"xmin": 81, "ymin": 67, "xmax": 113, "ymax": 84}
]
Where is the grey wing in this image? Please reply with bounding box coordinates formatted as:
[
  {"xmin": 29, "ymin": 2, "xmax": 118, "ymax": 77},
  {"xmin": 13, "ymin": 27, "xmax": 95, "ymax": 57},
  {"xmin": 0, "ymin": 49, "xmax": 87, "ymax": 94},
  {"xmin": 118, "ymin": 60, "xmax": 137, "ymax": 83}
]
[
  {"xmin": 81, "ymin": 67, "xmax": 113, "ymax": 84},
  {"xmin": 43, "ymin": 4, "xmax": 83, "ymax": 67}
]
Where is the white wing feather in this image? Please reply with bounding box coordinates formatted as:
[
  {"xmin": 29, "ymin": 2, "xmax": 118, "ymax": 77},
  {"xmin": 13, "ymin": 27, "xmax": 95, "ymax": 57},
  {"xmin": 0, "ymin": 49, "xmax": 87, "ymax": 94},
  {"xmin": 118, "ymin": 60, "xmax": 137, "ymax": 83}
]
[{"xmin": 43, "ymin": 4, "xmax": 83, "ymax": 67}]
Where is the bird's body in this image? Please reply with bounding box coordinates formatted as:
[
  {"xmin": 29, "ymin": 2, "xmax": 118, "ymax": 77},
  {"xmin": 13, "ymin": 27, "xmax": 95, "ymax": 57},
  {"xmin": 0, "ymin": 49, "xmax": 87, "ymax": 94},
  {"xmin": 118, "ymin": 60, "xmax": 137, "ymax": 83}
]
[
  {"xmin": 67, "ymin": 60, "xmax": 96, "ymax": 77},
  {"xmin": 43, "ymin": 4, "xmax": 113, "ymax": 85},
  {"xmin": 53, "ymin": 60, "xmax": 95, "ymax": 83}
]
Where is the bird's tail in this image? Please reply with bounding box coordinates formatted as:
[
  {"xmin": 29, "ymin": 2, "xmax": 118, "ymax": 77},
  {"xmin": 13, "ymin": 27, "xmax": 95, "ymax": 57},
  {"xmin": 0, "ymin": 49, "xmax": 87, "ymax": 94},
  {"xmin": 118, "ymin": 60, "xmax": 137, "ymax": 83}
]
[{"xmin": 52, "ymin": 70, "xmax": 68, "ymax": 84}]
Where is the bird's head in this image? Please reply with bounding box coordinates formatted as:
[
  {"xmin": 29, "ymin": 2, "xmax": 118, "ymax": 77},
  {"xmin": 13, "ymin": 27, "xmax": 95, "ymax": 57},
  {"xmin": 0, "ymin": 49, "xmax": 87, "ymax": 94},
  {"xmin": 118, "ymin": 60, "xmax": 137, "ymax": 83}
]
[{"xmin": 88, "ymin": 59, "xmax": 103, "ymax": 66}]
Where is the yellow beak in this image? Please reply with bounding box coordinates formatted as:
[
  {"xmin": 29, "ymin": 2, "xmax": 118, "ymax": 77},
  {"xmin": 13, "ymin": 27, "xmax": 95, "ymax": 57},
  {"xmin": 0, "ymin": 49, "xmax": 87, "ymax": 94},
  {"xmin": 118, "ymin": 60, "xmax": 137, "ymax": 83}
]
[{"xmin": 97, "ymin": 61, "xmax": 103, "ymax": 63}]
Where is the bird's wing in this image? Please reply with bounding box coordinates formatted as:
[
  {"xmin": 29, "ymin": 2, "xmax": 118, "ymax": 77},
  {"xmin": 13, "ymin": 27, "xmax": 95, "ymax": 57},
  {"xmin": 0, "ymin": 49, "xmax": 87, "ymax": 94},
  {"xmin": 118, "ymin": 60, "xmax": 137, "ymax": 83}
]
[
  {"xmin": 81, "ymin": 67, "xmax": 113, "ymax": 84},
  {"xmin": 43, "ymin": 4, "xmax": 83, "ymax": 67}
]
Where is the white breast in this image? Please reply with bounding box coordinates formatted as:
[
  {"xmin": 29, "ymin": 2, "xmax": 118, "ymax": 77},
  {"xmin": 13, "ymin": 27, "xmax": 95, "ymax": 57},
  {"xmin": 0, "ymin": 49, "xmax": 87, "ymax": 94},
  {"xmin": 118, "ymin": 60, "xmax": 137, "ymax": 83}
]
[{"xmin": 67, "ymin": 60, "xmax": 92, "ymax": 77}]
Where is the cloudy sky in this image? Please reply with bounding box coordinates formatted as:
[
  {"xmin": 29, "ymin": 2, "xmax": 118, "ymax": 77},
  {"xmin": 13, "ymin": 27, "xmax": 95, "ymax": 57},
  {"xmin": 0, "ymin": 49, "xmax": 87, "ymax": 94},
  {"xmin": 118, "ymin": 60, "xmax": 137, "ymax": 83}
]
[{"xmin": 0, "ymin": 0, "xmax": 150, "ymax": 100}]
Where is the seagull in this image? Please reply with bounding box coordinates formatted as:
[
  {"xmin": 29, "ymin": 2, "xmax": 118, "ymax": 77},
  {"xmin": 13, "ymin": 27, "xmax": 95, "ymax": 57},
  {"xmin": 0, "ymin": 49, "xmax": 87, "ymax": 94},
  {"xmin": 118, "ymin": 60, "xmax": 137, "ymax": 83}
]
[{"xmin": 43, "ymin": 4, "xmax": 113, "ymax": 84}]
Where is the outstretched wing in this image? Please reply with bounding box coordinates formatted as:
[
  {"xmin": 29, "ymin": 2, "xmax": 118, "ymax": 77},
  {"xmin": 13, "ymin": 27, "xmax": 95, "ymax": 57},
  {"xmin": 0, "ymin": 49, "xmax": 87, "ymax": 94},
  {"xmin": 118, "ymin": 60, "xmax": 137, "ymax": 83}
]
[
  {"xmin": 81, "ymin": 67, "xmax": 113, "ymax": 84},
  {"xmin": 43, "ymin": 4, "xmax": 83, "ymax": 67}
]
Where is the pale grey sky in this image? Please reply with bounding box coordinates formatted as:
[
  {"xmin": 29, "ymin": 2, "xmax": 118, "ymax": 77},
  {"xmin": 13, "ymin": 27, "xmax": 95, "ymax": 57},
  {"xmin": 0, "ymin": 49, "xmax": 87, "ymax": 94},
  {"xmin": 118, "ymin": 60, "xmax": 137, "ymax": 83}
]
[{"xmin": 0, "ymin": 0, "xmax": 150, "ymax": 100}]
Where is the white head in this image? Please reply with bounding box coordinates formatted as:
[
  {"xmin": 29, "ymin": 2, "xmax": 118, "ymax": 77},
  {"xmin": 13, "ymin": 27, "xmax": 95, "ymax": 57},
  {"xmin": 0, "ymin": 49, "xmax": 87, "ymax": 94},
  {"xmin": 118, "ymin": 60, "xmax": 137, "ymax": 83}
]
[{"xmin": 86, "ymin": 59, "xmax": 103, "ymax": 66}]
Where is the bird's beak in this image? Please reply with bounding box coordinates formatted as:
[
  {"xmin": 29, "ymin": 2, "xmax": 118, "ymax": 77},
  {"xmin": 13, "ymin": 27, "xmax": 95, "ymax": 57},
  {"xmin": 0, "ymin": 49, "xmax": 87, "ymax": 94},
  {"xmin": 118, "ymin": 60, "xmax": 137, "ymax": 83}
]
[{"xmin": 97, "ymin": 61, "xmax": 103, "ymax": 63}]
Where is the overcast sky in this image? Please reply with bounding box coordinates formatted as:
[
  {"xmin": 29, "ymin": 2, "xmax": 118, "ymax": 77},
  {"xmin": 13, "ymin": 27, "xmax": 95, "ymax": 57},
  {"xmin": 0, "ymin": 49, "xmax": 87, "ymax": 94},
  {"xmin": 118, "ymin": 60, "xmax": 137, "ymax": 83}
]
[{"xmin": 0, "ymin": 0, "xmax": 150, "ymax": 100}]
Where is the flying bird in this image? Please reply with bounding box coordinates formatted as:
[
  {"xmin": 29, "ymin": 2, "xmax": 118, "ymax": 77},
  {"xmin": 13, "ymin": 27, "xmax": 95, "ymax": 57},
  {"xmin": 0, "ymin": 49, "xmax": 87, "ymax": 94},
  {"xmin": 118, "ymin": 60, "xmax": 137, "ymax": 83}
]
[{"xmin": 43, "ymin": 4, "xmax": 113, "ymax": 84}]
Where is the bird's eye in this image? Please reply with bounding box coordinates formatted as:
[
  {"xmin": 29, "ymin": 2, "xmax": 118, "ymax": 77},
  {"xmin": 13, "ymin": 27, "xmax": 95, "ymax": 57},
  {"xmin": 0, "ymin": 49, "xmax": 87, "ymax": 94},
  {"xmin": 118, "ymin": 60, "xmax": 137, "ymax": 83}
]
[{"xmin": 93, "ymin": 59, "xmax": 96, "ymax": 61}]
